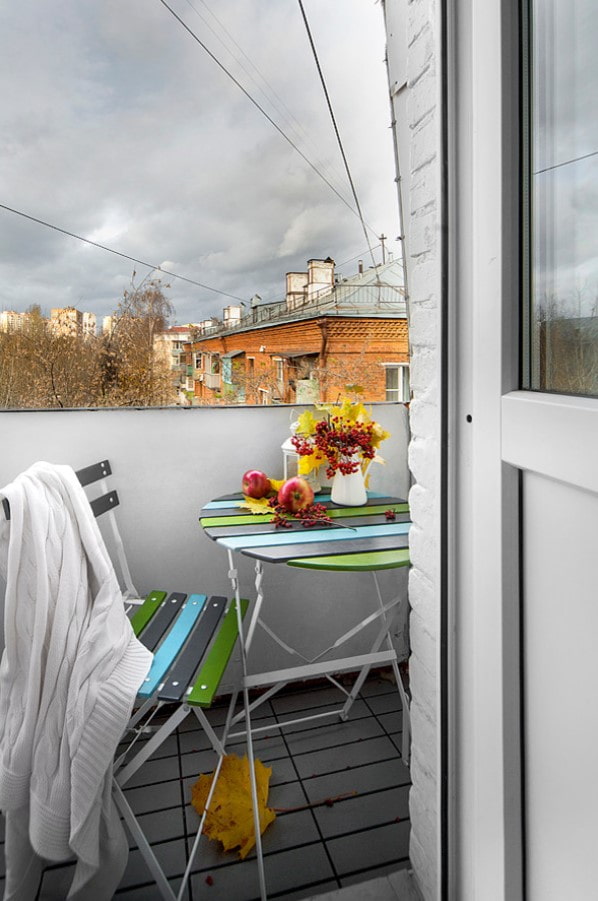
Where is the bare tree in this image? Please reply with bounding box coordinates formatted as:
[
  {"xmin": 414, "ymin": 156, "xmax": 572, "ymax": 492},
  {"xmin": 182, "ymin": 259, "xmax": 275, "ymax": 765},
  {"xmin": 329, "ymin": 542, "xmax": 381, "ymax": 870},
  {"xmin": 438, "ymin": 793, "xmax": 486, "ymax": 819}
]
[
  {"xmin": 100, "ymin": 274, "xmax": 176, "ymax": 406},
  {"xmin": 0, "ymin": 306, "xmax": 103, "ymax": 408}
]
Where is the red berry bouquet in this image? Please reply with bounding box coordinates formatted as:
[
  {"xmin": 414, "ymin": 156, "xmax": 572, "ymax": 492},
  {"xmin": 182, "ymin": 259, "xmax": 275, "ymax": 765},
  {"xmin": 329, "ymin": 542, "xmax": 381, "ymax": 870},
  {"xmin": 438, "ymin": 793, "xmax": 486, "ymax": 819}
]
[{"xmin": 290, "ymin": 399, "xmax": 390, "ymax": 481}]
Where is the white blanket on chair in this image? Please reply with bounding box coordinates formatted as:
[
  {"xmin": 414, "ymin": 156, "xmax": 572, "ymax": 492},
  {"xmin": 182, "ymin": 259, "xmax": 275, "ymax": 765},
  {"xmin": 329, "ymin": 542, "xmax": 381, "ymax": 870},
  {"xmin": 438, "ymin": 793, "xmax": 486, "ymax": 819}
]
[{"xmin": 0, "ymin": 462, "xmax": 153, "ymax": 900}]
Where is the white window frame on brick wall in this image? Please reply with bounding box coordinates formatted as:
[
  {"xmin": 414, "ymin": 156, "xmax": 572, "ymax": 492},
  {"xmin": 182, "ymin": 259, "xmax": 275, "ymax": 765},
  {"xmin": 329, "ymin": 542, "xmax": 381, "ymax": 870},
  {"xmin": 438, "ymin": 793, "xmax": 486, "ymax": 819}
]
[
  {"xmin": 272, "ymin": 356, "xmax": 285, "ymax": 385},
  {"xmin": 382, "ymin": 362, "xmax": 410, "ymax": 402}
]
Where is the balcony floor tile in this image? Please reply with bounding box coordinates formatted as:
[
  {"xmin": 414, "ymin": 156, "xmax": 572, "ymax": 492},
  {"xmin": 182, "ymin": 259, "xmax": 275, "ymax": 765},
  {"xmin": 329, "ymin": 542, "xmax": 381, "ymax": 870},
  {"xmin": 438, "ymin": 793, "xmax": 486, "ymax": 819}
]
[{"xmin": 0, "ymin": 673, "xmax": 410, "ymax": 901}]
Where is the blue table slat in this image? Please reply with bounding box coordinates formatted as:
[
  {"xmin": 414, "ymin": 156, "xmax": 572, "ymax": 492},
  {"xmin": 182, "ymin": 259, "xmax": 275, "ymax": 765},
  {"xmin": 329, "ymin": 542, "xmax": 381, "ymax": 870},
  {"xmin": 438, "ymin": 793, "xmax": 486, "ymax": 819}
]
[
  {"xmin": 218, "ymin": 521, "xmax": 411, "ymax": 552},
  {"xmin": 137, "ymin": 594, "xmax": 207, "ymax": 698}
]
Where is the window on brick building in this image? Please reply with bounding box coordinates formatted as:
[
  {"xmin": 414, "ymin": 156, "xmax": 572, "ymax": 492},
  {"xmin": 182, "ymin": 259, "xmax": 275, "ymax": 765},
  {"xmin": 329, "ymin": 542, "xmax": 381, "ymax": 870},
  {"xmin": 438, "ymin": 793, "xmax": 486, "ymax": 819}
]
[
  {"xmin": 383, "ymin": 363, "xmax": 410, "ymax": 402},
  {"xmin": 273, "ymin": 357, "xmax": 284, "ymax": 384}
]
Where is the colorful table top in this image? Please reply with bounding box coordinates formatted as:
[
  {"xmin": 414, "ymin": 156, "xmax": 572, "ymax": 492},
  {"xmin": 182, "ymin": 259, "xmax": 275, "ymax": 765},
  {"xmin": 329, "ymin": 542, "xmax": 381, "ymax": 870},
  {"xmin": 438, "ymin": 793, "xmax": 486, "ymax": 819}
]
[{"xmin": 199, "ymin": 491, "xmax": 412, "ymax": 572}]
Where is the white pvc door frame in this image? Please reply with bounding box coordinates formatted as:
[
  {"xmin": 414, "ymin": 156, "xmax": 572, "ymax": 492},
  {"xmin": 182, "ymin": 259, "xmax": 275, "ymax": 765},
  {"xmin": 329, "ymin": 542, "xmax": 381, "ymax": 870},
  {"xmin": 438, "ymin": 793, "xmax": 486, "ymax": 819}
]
[
  {"xmin": 448, "ymin": 0, "xmax": 598, "ymax": 898},
  {"xmin": 446, "ymin": 0, "xmax": 524, "ymax": 899}
]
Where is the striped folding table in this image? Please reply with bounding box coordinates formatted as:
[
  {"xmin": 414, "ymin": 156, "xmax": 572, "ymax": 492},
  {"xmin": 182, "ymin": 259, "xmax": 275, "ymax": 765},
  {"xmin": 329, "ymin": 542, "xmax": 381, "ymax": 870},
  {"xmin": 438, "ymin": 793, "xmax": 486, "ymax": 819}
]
[{"xmin": 199, "ymin": 490, "xmax": 412, "ymax": 900}]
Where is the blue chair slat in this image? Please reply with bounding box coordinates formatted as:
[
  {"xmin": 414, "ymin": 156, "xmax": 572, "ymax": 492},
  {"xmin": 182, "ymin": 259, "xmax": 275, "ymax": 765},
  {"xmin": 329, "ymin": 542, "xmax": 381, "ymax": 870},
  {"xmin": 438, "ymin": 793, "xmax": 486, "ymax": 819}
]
[
  {"xmin": 137, "ymin": 592, "xmax": 187, "ymax": 652},
  {"xmin": 158, "ymin": 595, "xmax": 228, "ymax": 702},
  {"xmin": 137, "ymin": 594, "xmax": 208, "ymax": 699}
]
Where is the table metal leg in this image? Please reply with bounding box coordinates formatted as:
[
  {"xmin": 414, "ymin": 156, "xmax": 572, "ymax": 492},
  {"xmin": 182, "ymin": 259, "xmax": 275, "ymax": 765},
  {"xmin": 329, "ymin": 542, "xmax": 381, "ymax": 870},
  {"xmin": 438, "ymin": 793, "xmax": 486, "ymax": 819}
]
[
  {"xmin": 227, "ymin": 549, "xmax": 268, "ymax": 901},
  {"xmin": 373, "ymin": 572, "xmax": 411, "ymax": 764}
]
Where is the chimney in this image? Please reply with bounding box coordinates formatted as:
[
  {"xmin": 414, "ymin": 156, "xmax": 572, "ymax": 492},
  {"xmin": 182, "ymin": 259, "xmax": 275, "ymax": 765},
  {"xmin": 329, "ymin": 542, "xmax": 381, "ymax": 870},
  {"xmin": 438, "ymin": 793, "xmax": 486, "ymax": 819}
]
[
  {"xmin": 286, "ymin": 271, "xmax": 308, "ymax": 310},
  {"xmin": 306, "ymin": 258, "xmax": 335, "ymax": 302}
]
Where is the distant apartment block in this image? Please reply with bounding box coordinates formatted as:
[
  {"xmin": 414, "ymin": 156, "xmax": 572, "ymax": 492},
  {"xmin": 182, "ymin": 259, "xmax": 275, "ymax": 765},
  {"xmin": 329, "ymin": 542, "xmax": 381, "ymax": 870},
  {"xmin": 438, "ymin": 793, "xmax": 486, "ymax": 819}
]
[
  {"xmin": 0, "ymin": 310, "xmax": 28, "ymax": 333},
  {"xmin": 154, "ymin": 324, "xmax": 203, "ymax": 401},
  {"xmin": 102, "ymin": 315, "xmax": 116, "ymax": 336},
  {"xmin": 82, "ymin": 312, "xmax": 96, "ymax": 338}
]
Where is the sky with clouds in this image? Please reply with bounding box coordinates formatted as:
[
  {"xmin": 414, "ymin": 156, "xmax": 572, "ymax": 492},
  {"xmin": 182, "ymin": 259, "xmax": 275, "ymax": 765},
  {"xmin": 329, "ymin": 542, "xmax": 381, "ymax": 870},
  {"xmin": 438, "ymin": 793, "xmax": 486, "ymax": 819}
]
[
  {"xmin": 532, "ymin": 0, "xmax": 598, "ymax": 315},
  {"xmin": 0, "ymin": 0, "xmax": 399, "ymax": 325}
]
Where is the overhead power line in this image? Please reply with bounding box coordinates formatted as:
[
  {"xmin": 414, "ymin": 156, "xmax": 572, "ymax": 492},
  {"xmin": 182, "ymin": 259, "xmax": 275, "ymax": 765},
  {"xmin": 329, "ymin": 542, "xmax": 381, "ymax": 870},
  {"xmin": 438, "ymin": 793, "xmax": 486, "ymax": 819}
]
[
  {"xmin": 156, "ymin": 0, "xmax": 378, "ymax": 235},
  {"xmin": 534, "ymin": 147, "xmax": 598, "ymax": 176},
  {"xmin": 0, "ymin": 203, "xmax": 246, "ymax": 302},
  {"xmin": 297, "ymin": 0, "xmax": 377, "ymax": 268},
  {"xmin": 181, "ymin": 0, "xmax": 351, "ymax": 201},
  {"xmin": 336, "ymin": 245, "xmax": 381, "ymax": 269}
]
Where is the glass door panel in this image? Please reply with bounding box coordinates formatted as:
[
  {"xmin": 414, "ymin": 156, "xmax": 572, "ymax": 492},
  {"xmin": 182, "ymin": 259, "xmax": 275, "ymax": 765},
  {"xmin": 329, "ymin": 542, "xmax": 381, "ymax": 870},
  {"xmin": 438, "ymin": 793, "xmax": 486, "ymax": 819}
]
[{"xmin": 527, "ymin": 0, "xmax": 598, "ymax": 396}]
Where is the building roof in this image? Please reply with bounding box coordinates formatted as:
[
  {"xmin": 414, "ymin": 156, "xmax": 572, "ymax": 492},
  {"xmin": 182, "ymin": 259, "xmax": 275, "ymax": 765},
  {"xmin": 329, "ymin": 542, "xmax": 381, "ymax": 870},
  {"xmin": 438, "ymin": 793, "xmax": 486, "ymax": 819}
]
[{"xmin": 194, "ymin": 259, "xmax": 406, "ymax": 343}]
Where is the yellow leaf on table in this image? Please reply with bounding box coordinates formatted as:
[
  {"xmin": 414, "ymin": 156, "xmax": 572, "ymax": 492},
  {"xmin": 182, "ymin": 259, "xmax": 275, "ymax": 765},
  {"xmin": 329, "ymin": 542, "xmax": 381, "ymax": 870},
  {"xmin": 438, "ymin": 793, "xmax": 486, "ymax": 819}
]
[
  {"xmin": 191, "ymin": 754, "xmax": 276, "ymax": 859},
  {"xmin": 240, "ymin": 495, "xmax": 272, "ymax": 514},
  {"xmin": 269, "ymin": 477, "xmax": 285, "ymax": 492}
]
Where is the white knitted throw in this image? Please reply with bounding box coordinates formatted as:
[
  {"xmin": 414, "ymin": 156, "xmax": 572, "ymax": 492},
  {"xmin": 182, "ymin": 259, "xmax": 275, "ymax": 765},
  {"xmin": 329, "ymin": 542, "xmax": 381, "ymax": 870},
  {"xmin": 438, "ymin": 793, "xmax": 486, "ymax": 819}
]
[{"xmin": 0, "ymin": 462, "xmax": 153, "ymax": 900}]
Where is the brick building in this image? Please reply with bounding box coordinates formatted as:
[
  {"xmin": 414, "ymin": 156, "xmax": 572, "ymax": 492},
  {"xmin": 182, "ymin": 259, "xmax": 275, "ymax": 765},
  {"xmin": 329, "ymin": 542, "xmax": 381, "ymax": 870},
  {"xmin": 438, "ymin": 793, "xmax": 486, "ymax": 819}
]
[{"xmin": 186, "ymin": 257, "xmax": 409, "ymax": 405}]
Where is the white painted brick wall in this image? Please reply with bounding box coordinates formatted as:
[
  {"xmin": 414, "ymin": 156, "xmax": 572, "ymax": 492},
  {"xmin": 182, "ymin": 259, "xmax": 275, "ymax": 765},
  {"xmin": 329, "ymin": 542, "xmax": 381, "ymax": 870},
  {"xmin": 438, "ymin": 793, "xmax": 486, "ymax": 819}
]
[{"xmin": 388, "ymin": 0, "xmax": 443, "ymax": 898}]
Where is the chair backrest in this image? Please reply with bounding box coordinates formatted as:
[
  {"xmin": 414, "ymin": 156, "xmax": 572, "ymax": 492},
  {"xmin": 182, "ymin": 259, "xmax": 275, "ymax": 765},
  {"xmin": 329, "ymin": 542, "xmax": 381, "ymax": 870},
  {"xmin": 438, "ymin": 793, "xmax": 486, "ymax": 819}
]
[{"xmin": 2, "ymin": 460, "xmax": 140, "ymax": 605}]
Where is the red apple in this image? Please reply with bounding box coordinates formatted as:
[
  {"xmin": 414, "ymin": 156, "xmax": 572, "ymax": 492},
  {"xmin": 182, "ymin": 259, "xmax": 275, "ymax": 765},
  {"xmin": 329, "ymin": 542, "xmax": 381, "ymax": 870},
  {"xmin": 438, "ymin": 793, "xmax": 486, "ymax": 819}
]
[
  {"xmin": 277, "ymin": 476, "xmax": 314, "ymax": 513},
  {"xmin": 242, "ymin": 469, "xmax": 271, "ymax": 499}
]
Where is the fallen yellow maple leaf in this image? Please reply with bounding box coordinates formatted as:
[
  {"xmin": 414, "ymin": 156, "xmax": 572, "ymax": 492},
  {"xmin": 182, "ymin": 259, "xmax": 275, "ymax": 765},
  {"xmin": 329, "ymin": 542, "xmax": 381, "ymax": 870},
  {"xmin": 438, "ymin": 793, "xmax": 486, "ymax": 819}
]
[
  {"xmin": 191, "ymin": 754, "xmax": 276, "ymax": 859},
  {"xmin": 240, "ymin": 495, "xmax": 271, "ymax": 513}
]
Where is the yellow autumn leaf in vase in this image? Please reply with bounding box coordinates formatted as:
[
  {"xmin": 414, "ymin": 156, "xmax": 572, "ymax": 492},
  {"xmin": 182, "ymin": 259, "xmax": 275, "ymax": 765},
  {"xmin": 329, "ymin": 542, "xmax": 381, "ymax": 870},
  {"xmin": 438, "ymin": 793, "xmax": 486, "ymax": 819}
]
[
  {"xmin": 191, "ymin": 754, "xmax": 276, "ymax": 859},
  {"xmin": 295, "ymin": 409, "xmax": 319, "ymax": 437},
  {"xmin": 371, "ymin": 422, "xmax": 391, "ymax": 448},
  {"xmin": 298, "ymin": 451, "xmax": 326, "ymax": 476}
]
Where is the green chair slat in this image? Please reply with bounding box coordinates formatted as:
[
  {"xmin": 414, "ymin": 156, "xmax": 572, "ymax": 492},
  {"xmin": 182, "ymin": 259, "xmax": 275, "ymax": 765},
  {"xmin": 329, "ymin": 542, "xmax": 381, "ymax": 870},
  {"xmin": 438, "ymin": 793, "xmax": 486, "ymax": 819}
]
[
  {"xmin": 287, "ymin": 548, "xmax": 411, "ymax": 571},
  {"xmin": 130, "ymin": 590, "xmax": 168, "ymax": 637},
  {"xmin": 187, "ymin": 598, "xmax": 249, "ymax": 707}
]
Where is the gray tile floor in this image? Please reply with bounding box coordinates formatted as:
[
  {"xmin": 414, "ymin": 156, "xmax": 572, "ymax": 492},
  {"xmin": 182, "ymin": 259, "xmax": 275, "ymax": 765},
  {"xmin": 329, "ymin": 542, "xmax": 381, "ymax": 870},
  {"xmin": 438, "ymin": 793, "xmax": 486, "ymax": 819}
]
[{"xmin": 0, "ymin": 672, "xmax": 411, "ymax": 901}]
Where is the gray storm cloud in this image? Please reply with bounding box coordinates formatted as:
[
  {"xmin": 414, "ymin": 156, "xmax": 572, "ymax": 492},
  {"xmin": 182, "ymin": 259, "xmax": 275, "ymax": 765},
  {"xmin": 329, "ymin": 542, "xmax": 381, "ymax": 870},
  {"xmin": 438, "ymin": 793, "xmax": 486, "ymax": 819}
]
[{"xmin": 0, "ymin": 0, "xmax": 398, "ymax": 324}]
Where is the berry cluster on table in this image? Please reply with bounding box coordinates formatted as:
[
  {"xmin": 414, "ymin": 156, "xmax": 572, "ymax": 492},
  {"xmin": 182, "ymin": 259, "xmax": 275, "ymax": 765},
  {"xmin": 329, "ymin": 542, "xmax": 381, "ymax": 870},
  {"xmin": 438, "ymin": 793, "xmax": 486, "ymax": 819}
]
[{"xmin": 267, "ymin": 497, "xmax": 333, "ymax": 529}]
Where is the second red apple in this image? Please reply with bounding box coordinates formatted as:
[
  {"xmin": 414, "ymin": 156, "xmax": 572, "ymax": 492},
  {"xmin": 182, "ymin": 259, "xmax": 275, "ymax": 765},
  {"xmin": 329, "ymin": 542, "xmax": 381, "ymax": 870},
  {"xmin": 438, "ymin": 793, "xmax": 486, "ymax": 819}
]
[{"xmin": 277, "ymin": 476, "xmax": 314, "ymax": 512}]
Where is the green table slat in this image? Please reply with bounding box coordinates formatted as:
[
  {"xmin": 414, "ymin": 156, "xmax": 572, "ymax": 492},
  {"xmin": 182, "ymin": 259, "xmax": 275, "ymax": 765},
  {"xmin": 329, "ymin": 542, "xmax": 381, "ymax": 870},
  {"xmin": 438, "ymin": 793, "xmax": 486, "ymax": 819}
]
[
  {"xmin": 287, "ymin": 548, "xmax": 411, "ymax": 571},
  {"xmin": 200, "ymin": 514, "xmax": 274, "ymax": 528},
  {"xmin": 203, "ymin": 512, "xmax": 411, "ymax": 540},
  {"xmin": 187, "ymin": 598, "xmax": 249, "ymax": 707},
  {"xmin": 200, "ymin": 503, "xmax": 410, "ymax": 529},
  {"xmin": 130, "ymin": 590, "xmax": 168, "ymax": 637}
]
